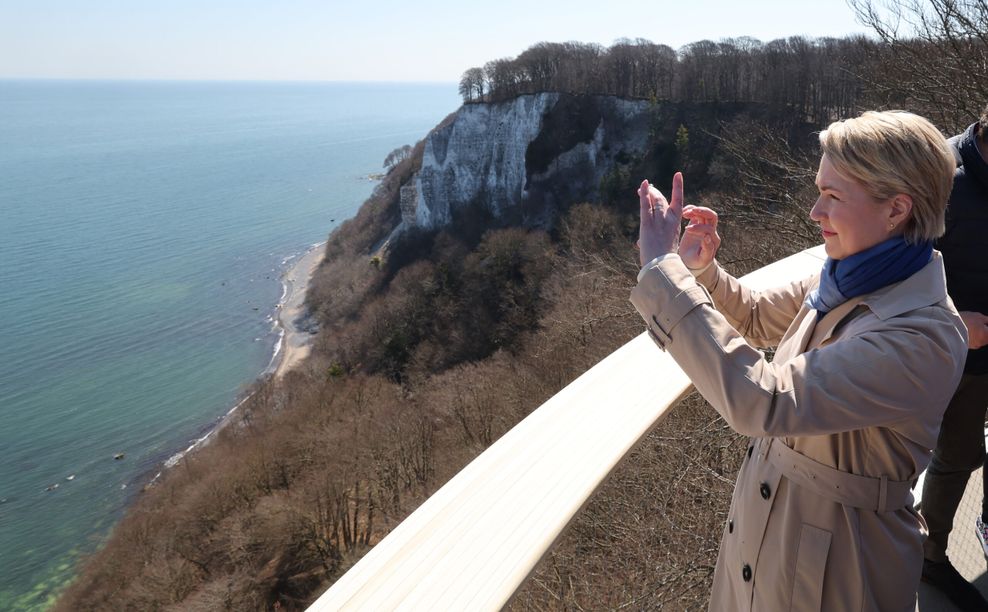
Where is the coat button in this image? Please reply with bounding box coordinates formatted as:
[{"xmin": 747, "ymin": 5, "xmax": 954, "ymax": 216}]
[
  {"xmin": 728, "ymin": 519, "xmax": 734, "ymax": 534},
  {"xmin": 747, "ymin": 445, "xmax": 753, "ymax": 459},
  {"xmin": 742, "ymin": 563, "xmax": 752, "ymax": 582},
  {"xmin": 760, "ymin": 482, "xmax": 771, "ymax": 499}
]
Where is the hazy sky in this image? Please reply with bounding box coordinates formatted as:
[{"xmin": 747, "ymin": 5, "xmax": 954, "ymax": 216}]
[{"xmin": 0, "ymin": 0, "xmax": 873, "ymax": 82}]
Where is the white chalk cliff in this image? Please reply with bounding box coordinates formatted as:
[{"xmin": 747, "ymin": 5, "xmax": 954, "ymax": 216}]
[{"xmin": 399, "ymin": 93, "xmax": 653, "ymax": 231}]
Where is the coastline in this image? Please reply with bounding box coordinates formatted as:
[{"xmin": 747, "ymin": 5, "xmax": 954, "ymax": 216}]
[
  {"xmin": 158, "ymin": 241, "xmax": 325, "ymax": 474},
  {"xmin": 5, "ymin": 80, "xmax": 460, "ymax": 610},
  {"xmin": 272, "ymin": 242, "xmax": 325, "ymax": 378},
  {"xmin": 53, "ymin": 241, "xmax": 329, "ymax": 604}
]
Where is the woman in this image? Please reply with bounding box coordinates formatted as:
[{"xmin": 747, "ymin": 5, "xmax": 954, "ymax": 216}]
[{"xmin": 631, "ymin": 111, "xmax": 968, "ymax": 611}]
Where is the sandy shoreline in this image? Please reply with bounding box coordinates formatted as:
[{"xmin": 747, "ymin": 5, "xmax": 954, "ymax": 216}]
[
  {"xmin": 272, "ymin": 243, "xmax": 325, "ymax": 378},
  {"xmin": 156, "ymin": 243, "xmax": 325, "ymax": 475}
]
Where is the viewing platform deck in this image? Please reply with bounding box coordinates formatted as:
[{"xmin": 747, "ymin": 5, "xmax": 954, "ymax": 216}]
[{"xmin": 915, "ymin": 456, "xmax": 988, "ymax": 611}]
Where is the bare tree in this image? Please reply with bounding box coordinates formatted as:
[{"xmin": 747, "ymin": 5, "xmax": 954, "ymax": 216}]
[
  {"xmin": 458, "ymin": 67, "xmax": 485, "ymax": 102},
  {"xmin": 516, "ymin": 42, "xmax": 567, "ymax": 93},
  {"xmin": 486, "ymin": 58, "xmax": 526, "ymax": 100},
  {"xmin": 383, "ymin": 145, "xmax": 412, "ymax": 171},
  {"xmin": 850, "ymin": 0, "xmax": 988, "ymax": 131}
]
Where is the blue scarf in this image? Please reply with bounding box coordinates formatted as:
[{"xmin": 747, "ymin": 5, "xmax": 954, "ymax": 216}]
[{"xmin": 804, "ymin": 236, "xmax": 933, "ymax": 318}]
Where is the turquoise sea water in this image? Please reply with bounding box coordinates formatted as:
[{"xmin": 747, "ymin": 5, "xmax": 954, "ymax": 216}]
[{"xmin": 0, "ymin": 80, "xmax": 460, "ymax": 609}]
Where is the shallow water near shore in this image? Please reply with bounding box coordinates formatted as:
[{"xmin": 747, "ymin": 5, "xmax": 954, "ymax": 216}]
[{"xmin": 0, "ymin": 79, "xmax": 459, "ymax": 610}]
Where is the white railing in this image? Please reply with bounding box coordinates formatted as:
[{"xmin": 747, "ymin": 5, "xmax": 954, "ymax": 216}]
[{"xmin": 307, "ymin": 245, "xmax": 827, "ymax": 611}]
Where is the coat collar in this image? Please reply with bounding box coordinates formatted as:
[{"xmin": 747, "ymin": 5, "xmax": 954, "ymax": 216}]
[
  {"xmin": 799, "ymin": 252, "xmax": 948, "ymax": 349},
  {"xmin": 857, "ymin": 251, "xmax": 948, "ymax": 321},
  {"xmin": 804, "ymin": 295, "xmax": 867, "ymax": 350}
]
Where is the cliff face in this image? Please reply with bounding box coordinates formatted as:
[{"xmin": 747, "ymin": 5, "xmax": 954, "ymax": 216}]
[{"xmin": 400, "ymin": 93, "xmax": 653, "ymax": 231}]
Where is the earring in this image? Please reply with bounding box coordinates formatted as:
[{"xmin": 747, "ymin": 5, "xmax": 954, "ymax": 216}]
[{"xmin": 888, "ymin": 222, "xmax": 895, "ymax": 230}]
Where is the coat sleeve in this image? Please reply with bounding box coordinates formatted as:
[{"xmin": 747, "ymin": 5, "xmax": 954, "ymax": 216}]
[
  {"xmin": 631, "ymin": 257, "xmax": 964, "ymax": 438},
  {"xmin": 693, "ymin": 260, "xmax": 816, "ymax": 349}
]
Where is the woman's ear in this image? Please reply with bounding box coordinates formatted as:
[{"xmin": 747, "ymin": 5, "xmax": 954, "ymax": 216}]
[{"xmin": 889, "ymin": 194, "xmax": 913, "ymax": 227}]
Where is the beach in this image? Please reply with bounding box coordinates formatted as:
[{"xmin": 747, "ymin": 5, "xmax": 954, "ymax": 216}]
[
  {"xmin": 273, "ymin": 243, "xmax": 326, "ymax": 378},
  {"xmin": 157, "ymin": 241, "xmax": 326, "ymax": 474}
]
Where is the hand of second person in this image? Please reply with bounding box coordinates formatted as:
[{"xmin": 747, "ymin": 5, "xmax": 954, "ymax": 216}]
[
  {"xmin": 680, "ymin": 205, "xmax": 721, "ymax": 271},
  {"xmin": 637, "ymin": 172, "xmax": 684, "ymax": 267},
  {"xmin": 959, "ymin": 311, "xmax": 988, "ymax": 350}
]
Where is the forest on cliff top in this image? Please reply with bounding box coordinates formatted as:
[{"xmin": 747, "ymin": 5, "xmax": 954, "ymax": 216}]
[{"xmin": 56, "ymin": 1, "xmax": 987, "ymax": 609}]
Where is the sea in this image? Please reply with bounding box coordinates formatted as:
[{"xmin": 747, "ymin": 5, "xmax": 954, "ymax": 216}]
[{"xmin": 0, "ymin": 79, "xmax": 460, "ymax": 610}]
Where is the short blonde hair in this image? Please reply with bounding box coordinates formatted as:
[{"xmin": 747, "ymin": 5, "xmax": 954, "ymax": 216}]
[{"xmin": 819, "ymin": 110, "xmax": 954, "ymax": 243}]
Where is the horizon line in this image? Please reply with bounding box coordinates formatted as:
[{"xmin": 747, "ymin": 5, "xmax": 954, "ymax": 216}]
[{"xmin": 0, "ymin": 76, "xmax": 459, "ymax": 85}]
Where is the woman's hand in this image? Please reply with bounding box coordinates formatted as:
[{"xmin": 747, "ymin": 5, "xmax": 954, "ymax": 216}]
[
  {"xmin": 680, "ymin": 205, "xmax": 721, "ymax": 271},
  {"xmin": 637, "ymin": 173, "xmax": 684, "ymax": 267}
]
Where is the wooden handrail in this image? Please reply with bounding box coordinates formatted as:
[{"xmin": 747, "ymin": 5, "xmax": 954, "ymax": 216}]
[{"xmin": 307, "ymin": 246, "xmax": 827, "ymax": 611}]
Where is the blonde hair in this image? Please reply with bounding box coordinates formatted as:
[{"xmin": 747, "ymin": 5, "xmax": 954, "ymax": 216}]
[{"xmin": 819, "ymin": 110, "xmax": 954, "ymax": 243}]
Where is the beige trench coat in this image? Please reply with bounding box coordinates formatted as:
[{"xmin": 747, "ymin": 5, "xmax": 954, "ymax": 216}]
[{"xmin": 630, "ymin": 253, "xmax": 968, "ymax": 612}]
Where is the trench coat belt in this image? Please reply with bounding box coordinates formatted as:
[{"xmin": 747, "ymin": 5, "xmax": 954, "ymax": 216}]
[{"xmin": 765, "ymin": 438, "xmax": 914, "ymax": 513}]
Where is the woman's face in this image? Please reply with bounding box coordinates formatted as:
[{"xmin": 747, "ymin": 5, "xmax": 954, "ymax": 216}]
[{"xmin": 810, "ymin": 154, "xmax": 896, "ymax": 260}]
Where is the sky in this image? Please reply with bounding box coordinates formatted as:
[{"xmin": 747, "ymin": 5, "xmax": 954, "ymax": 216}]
[{"xmin": 0, "ymin": 0, "xmax": 875, "ymax": 82}]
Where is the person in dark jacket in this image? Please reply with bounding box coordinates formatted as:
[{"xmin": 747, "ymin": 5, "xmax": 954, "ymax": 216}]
[{"xmin": 920, "ymin": 105, "xmax": 988, "ymax": 610}]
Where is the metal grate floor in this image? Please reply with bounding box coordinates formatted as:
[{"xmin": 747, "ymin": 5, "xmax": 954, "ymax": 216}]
[{"xmin": 916, "ymin": 461, "xmax": 988, "ymax": 610}]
